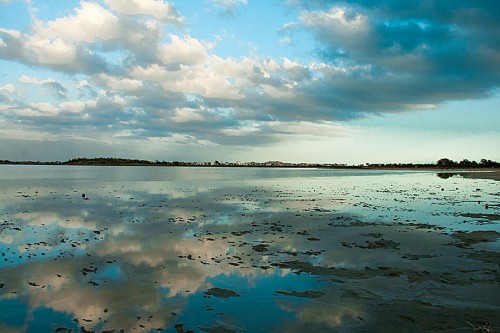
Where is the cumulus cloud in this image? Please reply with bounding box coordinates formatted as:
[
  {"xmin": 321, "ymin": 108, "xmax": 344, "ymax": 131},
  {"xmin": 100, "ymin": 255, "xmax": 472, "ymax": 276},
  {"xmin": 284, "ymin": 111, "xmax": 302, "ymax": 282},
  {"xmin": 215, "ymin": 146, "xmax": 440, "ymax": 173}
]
[
  {"xmin": 19, "ymin": 75, "xmax": 68, "ymax": 100},
  {"xmin": 1, "ymin": 0, "xmax": 499, "ymax": 155},
  {"xmin": 0, "ymin": 26, "xmax": 109, "ymax": 73},
  {"xmin": 283, "ymin": 0, "xmax": 500, "ymax": 112},
  {"xmin": 171, "ymin": 107, "xmax": 206, "ymax": 123},
  {"xmin": 43, "ymin": 81, "xmax": 68, "ymax": 100},
  {"xmin": 19, "ymin": 75, "xmax": 53, "ymax": 85},
  {"xmin": 59, "ymin": 100, "xmax": 97, "ymax": 113},
  {"xmin": 33, "ymin": 2, "xmax": 122, "ymax": 43},
  {"xmin": 0, "ymin": 83, "xmax": 16, "ymax": 94},
  {"xmin": 0, "ymin": 1, "xmax": 181, "ymax": 73},
  {"xmin": 103, "ymin": 0, "xmax": 182, "ymax": 24},
  {"xmin": 96, "ymin": 74, "xmax": 143, "ymax": 92},
  {"xmin": 157, "ymin": 34, "xmax": 210, "ymax": 65},
  {"xmin": 206, "ymin": 0, "xmax": 248, "ymax": 15}
]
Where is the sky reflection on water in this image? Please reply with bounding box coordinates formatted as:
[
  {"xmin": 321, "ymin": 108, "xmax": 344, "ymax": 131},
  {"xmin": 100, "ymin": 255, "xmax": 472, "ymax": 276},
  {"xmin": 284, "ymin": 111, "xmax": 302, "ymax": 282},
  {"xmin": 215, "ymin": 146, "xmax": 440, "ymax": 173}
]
[{"xmin": 0, "ymin": 167, "xmax": 499, "ymax": 332}]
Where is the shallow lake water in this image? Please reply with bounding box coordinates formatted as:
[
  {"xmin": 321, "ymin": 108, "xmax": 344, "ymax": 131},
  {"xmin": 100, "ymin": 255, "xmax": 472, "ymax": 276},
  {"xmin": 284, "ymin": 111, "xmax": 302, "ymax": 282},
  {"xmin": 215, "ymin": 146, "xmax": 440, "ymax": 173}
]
[{"xmin": 0, "ymin": 166, "xmax": 499, "ymax": 332}]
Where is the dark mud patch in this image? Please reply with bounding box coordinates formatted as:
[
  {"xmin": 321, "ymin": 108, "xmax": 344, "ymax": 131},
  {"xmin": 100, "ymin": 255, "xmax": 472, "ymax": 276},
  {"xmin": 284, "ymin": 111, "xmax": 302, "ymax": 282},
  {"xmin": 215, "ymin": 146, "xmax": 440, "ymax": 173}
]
[
  {"xmin": 200, "ymin": 325, "xmax": 240, "ymax": 333},
  {"xmin": 451, "ymin": 231, "xmax": 500, "ymax": 247},
  {"xmin": 275, "ymin": 290, "xmax": 325, "ymax": 298},
  {"xmin": 397, "ymin": 222, "xmax": 444, "ymax": 230},
  {"xmin": 374, "ymin": 300, "xmax": 500, "ymax": 332},
  {"xmin": 460, "ymin": 213, "xmax": 500, "ymax": 222},
  {"xmin": 175, "ymin": 323, "xmax": 195, "ymax": 333},
  {"xmin": 402, "ymin": 253, "xmax": 438, "ymax": 260},
  {"xmin": 204, "ymin": 287, "xmax": 240, "ymax": 298},
  {"xmin": 469, "ymin": 250, "xmax": 500, "ymax": 267},
  {"xmin": 231, "ymin": 231, "xmax": 251, "ymax": 236},
  {"xmin": 359, "ymin": 239, "xmax": 400, "ymax": 250},
  {"xmin": 341, "ymin": 288, "xmax": 380, "ymax": 300},
  {"xmin": 252, "ymin": 244, "xmax": 268, "ymax": 252},
  {"xmin": 362, "ymin": 232, "xmax": 383, "ymax": 238},
  {"xmin": 303, "ymin": 250, "xmax": 323, "ymax": 256},
  {"xmin": 271, "ymin": 261, "xmax": 426, "ymax": 281}
]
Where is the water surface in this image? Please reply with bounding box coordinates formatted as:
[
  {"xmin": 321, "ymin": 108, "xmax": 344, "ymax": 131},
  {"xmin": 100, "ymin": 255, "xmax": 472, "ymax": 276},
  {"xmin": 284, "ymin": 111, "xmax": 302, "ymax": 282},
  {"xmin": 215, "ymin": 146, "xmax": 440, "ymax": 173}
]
[{"xmin": 0, "ymin": 166, "xmax": 499, "ymax": 332}]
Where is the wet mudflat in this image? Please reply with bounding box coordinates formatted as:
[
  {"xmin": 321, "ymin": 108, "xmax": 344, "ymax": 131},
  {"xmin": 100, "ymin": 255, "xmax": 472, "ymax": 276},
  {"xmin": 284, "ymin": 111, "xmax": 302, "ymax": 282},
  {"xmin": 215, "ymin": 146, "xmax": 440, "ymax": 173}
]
[{"xmin": 0, "ymin": 166, "xmax": 499, "ymax": 333}]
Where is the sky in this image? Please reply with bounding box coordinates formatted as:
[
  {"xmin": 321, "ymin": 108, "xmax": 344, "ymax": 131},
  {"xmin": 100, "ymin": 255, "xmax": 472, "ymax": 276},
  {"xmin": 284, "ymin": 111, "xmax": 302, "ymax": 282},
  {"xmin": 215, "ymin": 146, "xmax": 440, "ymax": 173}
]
[{"xmin": 0, "ymin": 0, "xmax": 499, "ymax": 164}]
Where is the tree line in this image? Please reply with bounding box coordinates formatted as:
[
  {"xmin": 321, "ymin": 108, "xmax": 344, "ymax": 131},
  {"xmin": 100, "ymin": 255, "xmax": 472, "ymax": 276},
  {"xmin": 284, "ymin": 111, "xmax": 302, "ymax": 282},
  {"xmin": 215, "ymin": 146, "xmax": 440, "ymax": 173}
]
[
  {"xmin": 0, "ymin": 157, "xmax": 499, "ymax": 168},
  {"xmin": 436, "ymin": 158, "xmax": 500, "ymax": 168}
]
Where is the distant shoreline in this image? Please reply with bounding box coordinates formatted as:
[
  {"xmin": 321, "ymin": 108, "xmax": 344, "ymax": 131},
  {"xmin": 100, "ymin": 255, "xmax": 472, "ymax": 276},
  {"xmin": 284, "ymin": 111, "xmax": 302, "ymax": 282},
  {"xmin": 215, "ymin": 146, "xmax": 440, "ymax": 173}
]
[
  {"xmin": 1, "ymin": 162, "xmax": 499, "ymax": 169},
  {"xmin": 1, "ymin": 160, "xmax": 499, "ymax": 181},
  {"xmin": 0, "ymin": 158, "xmax": 499, "ymax": 171}
]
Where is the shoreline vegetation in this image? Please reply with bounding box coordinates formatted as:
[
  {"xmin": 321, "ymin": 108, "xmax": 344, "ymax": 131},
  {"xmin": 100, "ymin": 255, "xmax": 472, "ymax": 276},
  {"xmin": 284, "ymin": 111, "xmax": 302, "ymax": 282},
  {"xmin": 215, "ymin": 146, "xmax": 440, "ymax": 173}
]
[{"xmin": 0, "ymin": 157, "xmax": 499, "ymax": 170}]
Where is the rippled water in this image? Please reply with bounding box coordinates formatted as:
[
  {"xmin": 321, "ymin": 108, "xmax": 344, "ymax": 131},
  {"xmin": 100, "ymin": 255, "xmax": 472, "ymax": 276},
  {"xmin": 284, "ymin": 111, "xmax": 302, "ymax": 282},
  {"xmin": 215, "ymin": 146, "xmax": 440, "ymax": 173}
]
[{"xmin": 0, "ymin": 166, "xmax": 498, "ymax": 332}]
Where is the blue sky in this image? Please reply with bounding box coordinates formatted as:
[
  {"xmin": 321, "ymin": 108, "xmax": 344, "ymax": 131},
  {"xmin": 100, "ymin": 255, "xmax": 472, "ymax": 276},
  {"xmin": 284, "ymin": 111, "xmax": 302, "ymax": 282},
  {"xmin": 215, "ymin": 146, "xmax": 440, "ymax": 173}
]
[{"xmin": 0, "ymin": 0, "xmax": 499, "ymax": 163}]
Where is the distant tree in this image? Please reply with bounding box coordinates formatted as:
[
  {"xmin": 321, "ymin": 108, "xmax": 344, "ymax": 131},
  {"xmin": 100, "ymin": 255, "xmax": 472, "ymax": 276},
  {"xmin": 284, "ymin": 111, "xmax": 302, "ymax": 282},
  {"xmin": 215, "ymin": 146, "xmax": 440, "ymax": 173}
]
[
  {"xmin": 437, "ymin": 158, "xmax": 456, "ymax": 167},
  {"xmin": 479, "ymin": 159, "xmax": 500, "ymax": 167},
  {"xmin": 458, "ymin": 159, "xmax": 478, "ymax": 167}
]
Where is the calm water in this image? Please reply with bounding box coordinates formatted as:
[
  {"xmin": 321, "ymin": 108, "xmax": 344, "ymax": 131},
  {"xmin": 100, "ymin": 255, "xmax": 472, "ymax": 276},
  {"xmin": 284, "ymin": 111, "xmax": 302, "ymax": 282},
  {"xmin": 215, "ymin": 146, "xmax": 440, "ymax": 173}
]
[{"xmin": 0, "ymin": 166, "xmax": 498, "ymax": 332}]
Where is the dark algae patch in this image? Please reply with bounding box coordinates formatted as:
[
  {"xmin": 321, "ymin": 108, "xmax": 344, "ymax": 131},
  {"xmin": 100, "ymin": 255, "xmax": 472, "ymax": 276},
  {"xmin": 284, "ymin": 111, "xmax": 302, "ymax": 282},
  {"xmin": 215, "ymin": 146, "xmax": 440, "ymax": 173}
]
[
  {"xmin": 252, "ymin": 244, "xmax": 268, "ymax": 252},
  {"xmin": 451, "ymin": 231, "xmax": 500, "ymax": 247},
  {"xmin": 469, "ymin": 250, "xmax": 500, "ymax": 267},
  {"xmin": 204, "ymin": 287, "xmax": 240, "ymax": 298},
  {"xmin": 200, "ymin": 325, "xmax": 240, "ymax": 333},
  {"xmin": 359, "ymin": 238, "xmax": 401, "ymax": 250},
  {"xmin": 460, "ymin": 213, "xmax": 500, "ymax": 221},
  {"xmin": 275, "ymin": 290, "xmax": 325, "ymax": 298}
]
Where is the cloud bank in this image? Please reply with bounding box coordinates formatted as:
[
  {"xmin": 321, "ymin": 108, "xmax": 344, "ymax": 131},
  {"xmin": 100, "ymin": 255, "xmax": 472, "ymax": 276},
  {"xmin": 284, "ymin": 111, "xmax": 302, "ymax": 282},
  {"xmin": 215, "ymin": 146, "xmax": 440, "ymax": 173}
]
[{"xmin": 0, "ymin": 0, "xmax": 498, "ymax": 156}]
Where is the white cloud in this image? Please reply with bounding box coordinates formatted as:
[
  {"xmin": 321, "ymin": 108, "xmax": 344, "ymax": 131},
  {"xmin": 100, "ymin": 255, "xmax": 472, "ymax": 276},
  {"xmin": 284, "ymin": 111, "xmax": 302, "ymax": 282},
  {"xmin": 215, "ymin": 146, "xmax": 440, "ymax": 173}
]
[
  {"xmin": 207, "ymin": 0, "xmax": 248, "ymax": 13},
  {"xmin": 279, "ymin": 36, "xmax": 292, "ymax": 44},
  {"xmin": 19, "ymin": 74, "xmax": 55, "ymax": 85},
  {"xmin": 299, "ymin": 6, "xmax": 370, "ymax": 50},
  {"xmin": 13, "ymin": 103, "xmax": 58, "ymax": 117},
  {"xmin": 264, "ymin": 120, "xmax": 352, "ymax": 137},
  {"xmin": 302, "ymin": 6, "xmax": 367, "ymax": 31},
  {"xmin": 103, "ymin": 0, "xmax": 182, "ymax": 24},
  {"xmin": 33, "ymin": 2, "xmax": 122, "ymax": 43},
  {"xmin": 97, "ymin": 74, "xmax": 143, "ymax": 91},
  {"xmin": 157, "ymin": 34, "xmax": 209, "ymax": 65},
  {"xmin": 130, "ymin": 54, "xmax": 248, "ymax": 100},
  {"xmin": 219, "ymin": 124, "xmax": 259, "ymax": 136},
  {"xmin": 30, "ymin": 102, "xmax": 58, "ymax": 114},
  {"xmin": 26, "ymin": 36, "xmax": 78, "ymax": 66},
  {"xmin": 171, "ymin": 107, "xmax": 205, "ymax": 123},
  {"xmin": 0, "ymin": 83, "xmax": 15, "ymax": 93},
  {"xmin": 0, "ymin": 27, "xmax": 21, "ymax": 39},
  {"xmin": 112, "ymin": 95, "xmax": 127, "ymax": 105},
  {"xmin": 0, "ymin": 2, "xmax": 168, "ymax": 72},
  {"xmin": 59, "ymin": 100, "xmax": 97, "ymax": 113}
]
